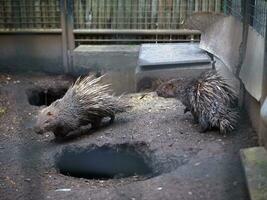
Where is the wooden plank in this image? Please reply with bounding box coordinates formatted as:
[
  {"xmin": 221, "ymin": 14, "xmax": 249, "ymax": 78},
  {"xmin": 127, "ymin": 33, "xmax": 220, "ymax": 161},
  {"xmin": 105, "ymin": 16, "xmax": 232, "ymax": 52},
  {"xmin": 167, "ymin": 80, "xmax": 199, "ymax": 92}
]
[
  {"xmin": 5, "ymin": 0, "xmax": 11, "ymax": 29},
  {"xmin": 52, "ymin": 0, "xmax": 57, "ymax": 28},
  {"xmin": 125, "ymin": 0, "xmax": 131, "ymax": 29},
  {"xmin": 98, "ymin": 0, "xmax": 104, "ymax": 29},
  {"xmin": 74, "ymin": 0, "xmax": 79, "ymax": 28},
  {"xmin": 19, "ymin": 0, "xmax": 25, "ymax": 29},
  {"xmin": 34, "ymin": 0, "xmax": 41, "ymax": 28},
  {"xmin": 111, "ymin": 0, "xmax": 117, "ymax": 29},
  {"xmin": 215, "ymin": 0, "xmax": 222, "ymax": 12},
  {"xmin": 47, "ymin": 0, "xmax": 52, "ymax": 28},
  {"xmin": 10, "ymin": 0, "xmax": 18, "ymax": 29},
  {"xmin": 166, "ymin": 0, "xmax": 172, "ymax": 29},
  {"xmin": 85, "ymin": 0, "xmax": 92, "ymax": 28},
  {"xmin": 132, "ymin": 0, "xmax": 138, "ymax": 29},
  {"xmin": 172, "ymin": 0, "xmax": 180, "ymax": 29},
  {"xmin": 194, "ymin": 0, "xmax": 199, "ymax": 12},
  {"xmin": 117, "ymin": 0, "xmax": 123, "ymax": 29},
  {"xmin": 157, "ymin": 0, "xmax": 164, "ymax": 29},
  {"xmin": 55, "ymin": 0, "xmax": 61, "ymax": 28},
  {"xmin": 162, "ymin": 0, "xmax": 167, "ymax": 29},
  {"xmin": 103, "ymin": 0, "xmax": 107, "ymax": 29},
  {"xmin": 105, "ymin": 0, "xmax": 111, "ymax": 29},
  {"xmin": 82, "ymin": 0, "xmax": 86, "ymax": 28},
  {"xmin": 109, "ymin": 0, "xmax": 113, "ymax": 29},
  {"xmin": 202, "ymin": 0, "xmax": 208, "ymax": 11},
  {"xmin": 138, "ymin": 0, "xmax": 143, "ymax": 29},
  {"xmin": 180, "ymin": 0, "xmax": 187, "ymax": 26},
  {"xmin": 208, "ymin": 0, "xmax": 215, "ymax": 12},
  {"xmin": 187, "ymin": 0, "xmax": 194, "ymax": 16},
  {"xmin": 144, "ymin": 0, "xmax": 148, "ymax": 29},
  {"xmin": 0, "ymin": 1, "xmax": 4, "ymax": 29},
  {"xmin": 151, "ymin": 0, "xmax": 158, "ymax": 29},
  {"xmin": 91, "ymin": 0, "xmax": 97, "ymax": 29},
  {"xmin": 128, "ymin": 0, "xmax": 133, "ymax": 29}
]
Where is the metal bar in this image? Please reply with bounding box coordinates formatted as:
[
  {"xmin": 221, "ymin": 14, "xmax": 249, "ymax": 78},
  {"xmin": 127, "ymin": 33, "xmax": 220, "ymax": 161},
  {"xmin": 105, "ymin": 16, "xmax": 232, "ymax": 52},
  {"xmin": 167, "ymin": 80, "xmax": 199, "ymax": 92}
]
[
  {"xmin": 66, "ymin": 0, "xmax": 75, "ymax": 72},
  {"xmin": 262, "ymin": 2, "xmax": 267, "ymax": 102},
  {"xmin": 60, "ymin": 0, "xmax": 69, "ymax": 73},
  {"xmin": 0, "ymin": 28, "xmax": 62, "ymax": 34},
  {"xmin": 66, "ymin": 0, "xmax": 75, "ymax": 51},
  {"xmin": 60, "ymin": 0, "xmax": 75, "ymax": 73},
  {"xmin": 0, "ymin": 28, "xmax": 200, "ymax": 35},
  {"xmin": 74, "ymin": 39, "xmax": 200, "ymax": 42},
  {"xmin": 73, "ymin": 29, "xmax": 201, "ymax": 35}
]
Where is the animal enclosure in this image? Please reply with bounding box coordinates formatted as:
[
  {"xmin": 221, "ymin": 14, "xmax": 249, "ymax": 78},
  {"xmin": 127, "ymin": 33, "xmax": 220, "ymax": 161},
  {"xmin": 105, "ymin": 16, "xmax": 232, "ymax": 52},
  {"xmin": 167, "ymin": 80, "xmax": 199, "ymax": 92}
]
[{"xmin": 0, "ymin": 0, "xmax": 223, "ymax": 30}]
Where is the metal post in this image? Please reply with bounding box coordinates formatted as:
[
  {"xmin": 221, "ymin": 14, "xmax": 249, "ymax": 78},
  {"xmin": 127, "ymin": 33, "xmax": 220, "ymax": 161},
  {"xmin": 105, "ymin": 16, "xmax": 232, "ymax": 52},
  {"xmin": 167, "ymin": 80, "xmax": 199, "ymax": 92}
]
[
  {"xmin": 234, "ymin": 0, "xmax": 249, "ymax": 107},
  {"xmin": 259, "ymin": 1, "xmax": 267, "ymax": 147},
  {"xmin": 60, "ymin": 0, "xmax": 75, "ymax": 73},
  {"xmin": 262, "ymin": 5, "xmax": 267, "ymax": 102}
]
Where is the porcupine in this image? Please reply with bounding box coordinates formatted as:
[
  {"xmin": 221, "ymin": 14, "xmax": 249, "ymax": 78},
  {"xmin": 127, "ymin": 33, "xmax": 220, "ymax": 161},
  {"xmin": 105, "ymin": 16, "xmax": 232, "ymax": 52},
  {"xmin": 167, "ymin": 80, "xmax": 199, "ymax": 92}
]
[
  {"xmin": 156, "ymin": 70, "xmax": 239, "ymax": 134},
  {"xmin": 34, "ymin": 75, "xmax": 127, "ymax": 138}
]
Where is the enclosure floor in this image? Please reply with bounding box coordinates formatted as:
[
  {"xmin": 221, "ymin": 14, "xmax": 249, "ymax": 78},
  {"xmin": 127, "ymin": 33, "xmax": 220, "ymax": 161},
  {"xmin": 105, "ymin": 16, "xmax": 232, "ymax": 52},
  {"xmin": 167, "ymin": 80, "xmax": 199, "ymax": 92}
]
[{"xmin": 0, "ymin": 73, "xmax": 258, "ymax": 200}]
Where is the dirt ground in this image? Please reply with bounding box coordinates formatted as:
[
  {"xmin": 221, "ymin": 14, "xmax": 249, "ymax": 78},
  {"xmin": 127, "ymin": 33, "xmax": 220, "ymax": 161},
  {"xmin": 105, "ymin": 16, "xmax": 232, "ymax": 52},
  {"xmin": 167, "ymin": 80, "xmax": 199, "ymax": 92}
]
[{"xmin": 0, "ymin": 73, "xmax": 258, "ymax": 200}]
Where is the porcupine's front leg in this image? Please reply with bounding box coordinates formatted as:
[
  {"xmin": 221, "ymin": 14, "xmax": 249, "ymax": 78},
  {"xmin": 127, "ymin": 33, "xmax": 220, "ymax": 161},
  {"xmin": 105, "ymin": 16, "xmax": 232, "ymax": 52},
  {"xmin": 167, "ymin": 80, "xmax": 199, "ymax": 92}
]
[
  {"xmin": 91, "ymin": 117, "xmax": 102, "ymax": 129},
  {"xmin": 109, "ymin": 112, "xmax": 115, "ymax": 124},
  {"xmin": 185, "ymin": 107, "xmax": 198, "ymax": 124},
  {"xmin": 198, "ymin": 115, "xmax": 209, "ymax": 133},
  {"xmin": 190, "ymin": 111, "xmax": 199, "ymax": 124},
  {"xmin": 184, "ymin": 107, "xmax": 190, "ymax": 114}
]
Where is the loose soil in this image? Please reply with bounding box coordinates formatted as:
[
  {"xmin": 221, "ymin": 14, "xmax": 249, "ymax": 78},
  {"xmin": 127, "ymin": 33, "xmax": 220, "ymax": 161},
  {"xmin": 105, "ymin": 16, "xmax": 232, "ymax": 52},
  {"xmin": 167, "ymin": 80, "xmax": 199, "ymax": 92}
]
[{"xmin": 0, "ymin": 73, "xmax": 258, "ymax": 200}]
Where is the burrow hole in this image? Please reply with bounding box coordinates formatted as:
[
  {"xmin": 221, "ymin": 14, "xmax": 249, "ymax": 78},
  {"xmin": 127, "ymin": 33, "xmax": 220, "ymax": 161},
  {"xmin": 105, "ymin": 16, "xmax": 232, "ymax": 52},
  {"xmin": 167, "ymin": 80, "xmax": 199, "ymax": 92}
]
[
  {"xmin": 55, "ymin": 143, "xmax": 154, "ymax": 180},
  {"xmin": 27, "ymin": 87, "xmax": 68, "ymax": 106}
]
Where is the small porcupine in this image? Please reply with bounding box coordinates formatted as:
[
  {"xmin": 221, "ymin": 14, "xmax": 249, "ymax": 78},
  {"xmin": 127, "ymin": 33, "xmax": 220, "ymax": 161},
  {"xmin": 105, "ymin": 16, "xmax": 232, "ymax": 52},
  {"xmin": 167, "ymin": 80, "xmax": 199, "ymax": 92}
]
[
  {"xmin": 34, "ymin": 75, "xmax": 127, "ymax": 138},
  {"xmin": 156, "ymin": 70, "xmax": 239, "ymax": 134}
]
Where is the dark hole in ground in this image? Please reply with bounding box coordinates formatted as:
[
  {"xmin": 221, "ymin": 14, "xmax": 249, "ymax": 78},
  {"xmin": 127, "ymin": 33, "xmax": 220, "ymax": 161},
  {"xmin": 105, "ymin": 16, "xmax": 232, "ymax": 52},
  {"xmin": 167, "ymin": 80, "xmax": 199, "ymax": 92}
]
[
  {"xmin": 27, "ymin": 87, "xmax": 67, "ymax": 106},
  {"xmin": 55, "ymin": 144, "xmax": 153, "ymax": 180}
]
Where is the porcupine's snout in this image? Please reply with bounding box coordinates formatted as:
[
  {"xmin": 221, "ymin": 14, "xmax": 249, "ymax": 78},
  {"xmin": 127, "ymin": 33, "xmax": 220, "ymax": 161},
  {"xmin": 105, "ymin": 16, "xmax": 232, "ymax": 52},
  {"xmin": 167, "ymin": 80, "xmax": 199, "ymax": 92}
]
[{"xmin": 33, "ymin": 125, "xmax": 43, "ymax": 134}]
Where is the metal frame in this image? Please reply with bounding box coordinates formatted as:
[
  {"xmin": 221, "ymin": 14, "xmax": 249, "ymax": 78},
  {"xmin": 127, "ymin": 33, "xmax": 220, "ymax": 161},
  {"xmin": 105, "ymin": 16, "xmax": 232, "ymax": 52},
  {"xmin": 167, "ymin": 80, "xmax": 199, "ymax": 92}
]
[{"xmin": 60, "ymin": 0, "xmax": 74, "ymax": 73}]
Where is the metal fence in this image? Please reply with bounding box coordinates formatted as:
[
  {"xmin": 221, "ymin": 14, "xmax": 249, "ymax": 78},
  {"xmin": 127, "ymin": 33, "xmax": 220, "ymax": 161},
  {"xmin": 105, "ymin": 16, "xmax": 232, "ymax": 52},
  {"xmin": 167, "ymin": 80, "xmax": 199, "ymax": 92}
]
[
  {"xmin": 72, "ymin": 0, "xmax": 223, "ymax": 30},
  {"xmin": 0, "ymin": 0, "xmax": 223, "ymax": 30},
  {"xmin": 225, "ymin": 0, "xmax": 267, "ymax": 36},
  {"xmin": 0, "ymin": 0, "xmax": 61, "ymax": 29},
  {"xmin": 0, "ymin": 0, "xmax": 266, "ymax": 41}
]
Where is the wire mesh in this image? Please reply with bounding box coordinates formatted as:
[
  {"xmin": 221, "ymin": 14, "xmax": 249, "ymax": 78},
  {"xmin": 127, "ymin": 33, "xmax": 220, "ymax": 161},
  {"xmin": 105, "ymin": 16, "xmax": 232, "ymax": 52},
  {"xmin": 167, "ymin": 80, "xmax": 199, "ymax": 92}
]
[
  {"xmin": 1, "ymin": 0, "xmax": 266, "ymax": 44},
  {"xmin": 72, "ymin": 0, "xmax": 223, "ymax": 30},
  {"xmin": 251, "ymin": 0, "xmax": 267, "ymax": 36},
  {"xmin": 0, "ymin": 0, "xmax": 61, "ymax": 29},
  {"xmin": 225, "ymin": 0, "xmax": 267, "ymax": 36}
]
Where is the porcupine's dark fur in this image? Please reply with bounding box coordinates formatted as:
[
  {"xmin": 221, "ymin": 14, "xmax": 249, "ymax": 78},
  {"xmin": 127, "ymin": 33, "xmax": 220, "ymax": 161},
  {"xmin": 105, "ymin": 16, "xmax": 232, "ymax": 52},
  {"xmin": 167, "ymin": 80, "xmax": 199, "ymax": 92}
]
[
  {"xmin": 156, "ymin": 70, "xmax": 239, "ymax": 134},
  {"xmin": 34, "ymin": 75, "xmax": 127, "ymax": 138}
]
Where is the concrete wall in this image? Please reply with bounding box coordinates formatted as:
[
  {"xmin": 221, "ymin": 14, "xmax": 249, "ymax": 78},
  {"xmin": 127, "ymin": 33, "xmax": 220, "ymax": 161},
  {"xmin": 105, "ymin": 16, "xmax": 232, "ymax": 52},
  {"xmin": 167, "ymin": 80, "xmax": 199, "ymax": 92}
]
[
  {"xmin": 0, "ymin": 34, "xmax": 64, "ymax": 74},
  {"xmin": 240, "ymin": 27, "xmax": 265, "ymax": 101},
  {"xmin": 72, "ymin": 45, "xmax": 140, "ymax": 94}
]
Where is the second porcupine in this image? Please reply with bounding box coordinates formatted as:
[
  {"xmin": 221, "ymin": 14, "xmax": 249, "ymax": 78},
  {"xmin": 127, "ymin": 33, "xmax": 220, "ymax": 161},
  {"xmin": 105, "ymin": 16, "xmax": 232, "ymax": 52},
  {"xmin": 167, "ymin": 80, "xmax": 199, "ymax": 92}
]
[
  {"xmin": 34, "ymin": 75, "xmax": 127, "ymax": 138},
  {"xmin": 156, "ymin": 70, "xmax": 239, "ymax": 134}
]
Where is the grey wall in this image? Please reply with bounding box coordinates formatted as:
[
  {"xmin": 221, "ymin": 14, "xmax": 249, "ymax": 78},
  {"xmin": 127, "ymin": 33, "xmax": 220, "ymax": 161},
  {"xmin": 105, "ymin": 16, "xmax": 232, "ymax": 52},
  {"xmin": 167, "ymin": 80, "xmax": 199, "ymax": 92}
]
[
  {"xmin": 0, "ymin": 34, "xmax": 64, "ymax": 73},
  {"xmin": 240, "ymin": 27, "xmax": 265, "ymax": 101},
  {"xmin": 73, "ymin": 45, "xmax": 140, "ymax": 94}
]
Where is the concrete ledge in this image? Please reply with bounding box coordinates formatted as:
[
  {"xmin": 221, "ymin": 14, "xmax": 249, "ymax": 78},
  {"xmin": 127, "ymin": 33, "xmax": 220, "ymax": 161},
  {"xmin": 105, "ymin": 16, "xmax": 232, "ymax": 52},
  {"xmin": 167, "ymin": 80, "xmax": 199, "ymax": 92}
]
[
  {"xmin": 72, "ymin": 45, "xmax": 140, "ymax": 94},
  {"xmin": 240, "ymin": 147, "xmax": 267, "ymax": 200},
  {"xmin": 136, "ymin": 43, "xmax": 212, "ymax": 92}
]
